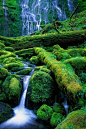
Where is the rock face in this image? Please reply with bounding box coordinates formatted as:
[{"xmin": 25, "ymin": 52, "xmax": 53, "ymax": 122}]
[
  {"xmin": 55, "ymin": 110, "xmax": 86, "ymax": 129},
  {"xmin": 27, "ymin": 71, "xmax": 55, "ymax": 104},
  {"xmin": 0, "ymin": 102, "xmax": 13, "ymax": 123}
]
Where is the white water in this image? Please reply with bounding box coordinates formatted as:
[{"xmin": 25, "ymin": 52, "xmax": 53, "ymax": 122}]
[
  {"xmin": 62, "ymin": 95, "xmax": 69, "ymax": 116},
  {"xmin": 3, "ymin": 0, "xmax": 9, "ymax": 36},
  {"xmin": 19, "ymin": 0, "xmax": 67, "ymax": 35},
  {"xmin": 0, "ymin": 64, "xmax": 37, "ymax": 129},
  {"xmin": 67, "ymin": 0, "xmax": 75, "ymax": 12}
]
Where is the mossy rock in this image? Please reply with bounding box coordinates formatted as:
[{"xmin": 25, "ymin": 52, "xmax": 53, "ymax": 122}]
[
  {"xmin": 28, "ymin": 71, "xmax": 54, "ymax": 103},
  {"xmin": 16, "ymin": 68, "xmax": 32, "ymax": 75},
  {"xmin": 55, "ymin": 110, "xmax": 86, "ymax": 129},
  {"xmin": 2, "ymin": 57, "xmax": 16, "ymax": 64},
  {"xmin": 0, "ymin": 102, "xmax": 13, "ymax": 123},
  {"xmin": 35, "ymin": 66, "xmax": 50, "ymax": 73},
  {"xmin": 53, "ymin": 45, "xmax": 71, "ymax": 60},
  {"xmin": 64, "ymin": 57, "xmax": 86, "ymax": 70},
  {"xmin": 53, "ymin": 104, "xmax": 66, "ymax": 116},
  {"xmin": 3, "ymin": 47, "xmax": 14, "ymax": 52},
  {"xmin": 0, "ymin": 67, "xmax": 10, "ymax": 80},
  {"xmin": 37, "ymin": 104, "xmax": 53, "ymax": 120},
  {"xmin": 2, "ymin": 76, "xmax": 22, "ymax": 106},
  {"xmin": 29, "ymin": 56, "xmax": 39, "ymax": 65},
  {"xmin": 50, "ymin": 112, "xmax": 63, "ymax": 127},
  {"xmin": 8, "ymin": 78, "xmax": 22, "ymax": 105},
  {"xmin": 0, "ymin": 43, "xmax": 5, "ymax": 50},
  {"xmin": 3, "ymin": 62, "xmax": 24, "ymax": 72},
  {"xmin": 0, "ymin": 92, "xmax": 6, "ymax": 102}
]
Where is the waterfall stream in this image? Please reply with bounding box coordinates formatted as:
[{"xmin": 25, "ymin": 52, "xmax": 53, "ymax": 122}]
[
  {"xmin": 0, "ymin": 62, "xmax": 47, "ymax": 129},
  {"xmin": 3, "ymin": 0, "xmax": 9, "ymax": 36},
  {"xmin": 19, "ymin": 0, "xmax": 67, "ymax": 35},
  {"xmin": 67, "ymin": 0, "xmax": 75, "ymax": 12}
]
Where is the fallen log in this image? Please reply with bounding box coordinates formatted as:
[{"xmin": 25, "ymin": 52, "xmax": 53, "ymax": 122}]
[{"xmin": 0, "ymin": 30, "xmax": 86, "ymax": 50}]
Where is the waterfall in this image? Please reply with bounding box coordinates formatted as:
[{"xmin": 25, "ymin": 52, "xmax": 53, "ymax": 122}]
[
  {"xmin": 62, "ymin": 95, "xmax": 69, "ymax": 116},
  {"xmin": 19, "ymin": 0, "xmax": 67, "ymax": 35},
  {"xmin": 3, "ymin": 0, "xmax": 9, "ymax": 36},
  {"xmin": 67, "ymin": 0, "xmax": 75, "ymax": 12},
  {"xmin": 0, "ymin": 63, "xmax": 37, "ymax": 129}
]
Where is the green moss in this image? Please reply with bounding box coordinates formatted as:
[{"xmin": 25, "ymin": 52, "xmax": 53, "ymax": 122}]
[
  {"xmin": 27, "ymin": 71, "xmax": 54, "ymax": 103},
  {"xmin": 3, "ymin": 62, "xmax": 24, "ymax": 72},
  {"xmin": 34, "ymin": 47, "xmax": 83, "ymax": 103},
  {"xmin": 30, "ymin": 56, "xmax": 39, "ymax": 65},
  {"xmin": 0, "ymin": 43, "xmax": 5, "ymax": 50},
  {"xmin": 0, "ymin": 67, "xmax": 10, "ymax": 80},
  {"xmin": 0, "ymin": 30, "xmax": 86, "ymax": 50},
  {"xmin": 0, "ymin": 92, "xmax": 6, "ymax": 102},
  {"xmin": 35, "ymin": 66, "xmax": 50, "ymax": 73},
  {"xmin": 0, "ymin": 102, "xmax": 13, "ymax": 123},
  {"xmin": 53, "ymin": 45, "xmax": 71, "ymax": 60},
  {"xmin": 37, "ymin": 104, "xmax": 53, "ymax": 120},
  {"xmin": 55, "ymin": 110, "xmax": 86, "ymax": 129},
  {"xmin": 16, "ymin": 68, "xmax": 32, "ymax": 75},
  {"xmin": 64, "ymin": 57, "xmax": 86, "ymax": 70},
  {"xmin": 53, "ymin": 104, "xmax": 66, "ymax": 116},
  {"xmin": 50, "ymin": 112, "xmax": 63, "ymax": 127},
  {"xmin": 3, "ymin": 47, "xmax": 14, "ymax": 52},
  {"xmin": 8, "ymin": 78, "xmax": 22, "ymax": 105}
]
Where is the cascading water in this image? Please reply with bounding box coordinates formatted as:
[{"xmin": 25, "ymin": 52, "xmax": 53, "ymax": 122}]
[
  {"xmin": 0, "ymin": 62, "xmax": 47, "ymax": 129},
  {"xmin": 19, "ymin": 0, "xmax": 67, "ymax": 35},
  {"xmin": 67, "ymin": 0, "xmax": 75, "ymax": 12},
  {"xmin": 3, "ymin": 0, "xmax": 9, "ymax": 36}
]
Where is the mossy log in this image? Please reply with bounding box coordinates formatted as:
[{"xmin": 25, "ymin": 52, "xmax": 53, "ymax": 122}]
[
  {"xmin": 0, "ymin": 30, "xmax": 86, "ymax": 50},
  {"xmin": 34, "ymin": 47, "xmax": 82, "ymax": 103}
]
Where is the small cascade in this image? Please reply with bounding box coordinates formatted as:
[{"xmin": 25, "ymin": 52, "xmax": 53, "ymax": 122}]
[
  {"xmin": 67, "ymin": 0, "xmax": 75, "ymax": 12},
  {"xmin": 19, "ymin": 0, "xmax": 67, "ymax": 36},
  {"xmin": 3, "ymin": 0, "xmax": 9, "ymax": 36},
  {"xmin": 0, "ymin": 62, "xmax": 43, "ymax": 129},
  {"xmin": 62, "ymin": 95, "xmax": 69, "ymax": 116}
]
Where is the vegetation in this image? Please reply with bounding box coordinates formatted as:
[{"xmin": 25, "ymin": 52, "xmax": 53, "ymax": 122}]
[{"xmin": 0, "ymin": 2, "xmax": 86, "ymax": 128}]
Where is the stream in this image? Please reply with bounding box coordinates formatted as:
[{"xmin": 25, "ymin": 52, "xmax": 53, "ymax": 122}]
[
  {"xmin": 0, "ymin": 61, "xmax": 69, "ymax": 129},
  {"xmin": 0, "ymin": 62, "xmax": 48, "ymax": 129}
]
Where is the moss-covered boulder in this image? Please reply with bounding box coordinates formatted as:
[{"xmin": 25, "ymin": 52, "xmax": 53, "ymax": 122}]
[
  {"xmin": 35, "ymin": 66, "xmax": 51, "ymax": 73},
  {"xmin": 53, "ymin": 104, "xmax": 66, "ymax": 116},
  {"xmin": 37, "ymin": 104, "xmax": 53, "ymax": 120},
  {"xmin": 30, "ymin": 56, "xmax": 39, "ymax": 65},
  {"xmin": 50, "ymin": 112, "xmax": 63, "ymax": 127},
  {"xmin": 0, "ymin": 102, "xmax": 13, "ymax": 123},
  {"xmin": 55, "ymin": 110, "xmax": 86, "ymax": 129},
  {"xmin": 3, "ymin": 62, "xmax": 24, "ymax": 72},
  {"xmin": 15, "ymin": 48, "xmax": 35, "ymax": 60},
  {"xmin": 27, "ymin": 71, "xmax": 54, "ymax": 103},
  {"xmin": 0, "ymin": 43, "xmax": 5, "ymax": 50},
  {"xmin": 0, "ymin": 51, "xmax": 16, "ymax": 63},
  {"xmin": 0, "ymin": 67, "xmax": 10, "ymax": 80},
  {"xmin": 64, "ymin": 57, "xmax": 86, "ymax": 70},
  {"xmin": 2, "ymin": 76, "xmax": 22, "ymax": 106},
  {"xmin": 16, "ymin": 68, "xmax": 32, "ymax": 75},
  {"xmin": 3, "ymin": 47, "xmax": 14, "ymax": 52},
  {"xmin": 0, "ymin": 92, "xmax": 6, "ymax": 102},
  {"xmin": 8, "ymin": 78, "xmax": 22, "ymax": 105},
  {"xmin": 53, "ymin": 45, "xmax": 71, "ymax": 60}
]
